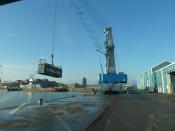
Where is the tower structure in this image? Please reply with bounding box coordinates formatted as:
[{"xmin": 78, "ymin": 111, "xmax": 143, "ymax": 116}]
[
  {"xmin": 104, "ymin": 27, "xmax": 116, "ymax": 74},
  {"xmin": 99, "ymin": 27, "xmax": 127, "ymax": 85}
]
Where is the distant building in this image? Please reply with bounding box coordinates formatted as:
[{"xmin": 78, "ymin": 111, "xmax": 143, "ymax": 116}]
[
  {"xmin": 74, "ymin": 83, "xmax": 82, "ymax": 88},
  {"xmin": 137, "ymin": 61, "xmax": 175, "ymax": 94},
  {"xmin": 33, "ymin": 79, "xmax": 58, "ymax": 88},
  {"xmin": 4, "ymin": 78, "xmax": 59, "ymax": 89},
  {"xmin": 82, "ymin": 77, "xmax": 87, "ymax": 88},
  {"xmin": 131, "ymin": 80, "xmax": 137, "ymax": 88}
]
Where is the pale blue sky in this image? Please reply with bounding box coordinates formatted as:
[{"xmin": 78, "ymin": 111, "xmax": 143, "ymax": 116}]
[{"xmin": 0, "ymin": 0, "xmax": 175, "ymax": 84}]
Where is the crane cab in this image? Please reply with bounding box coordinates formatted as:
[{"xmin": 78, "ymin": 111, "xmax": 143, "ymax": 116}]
[{"xmin": 38, "ymin": 59, "xmax": 62, "ymax": 78}]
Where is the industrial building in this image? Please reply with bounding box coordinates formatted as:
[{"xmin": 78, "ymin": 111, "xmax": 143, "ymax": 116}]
[{"xmin": 137, "ymin": 61, "xmax": 175, "ymax": 94}]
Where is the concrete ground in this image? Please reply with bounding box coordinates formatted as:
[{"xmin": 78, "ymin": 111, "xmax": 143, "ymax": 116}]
[
  {"xmin": 1, "ymin": 90, "xmax": 175, "ymax": 131},
  {"xmin": 0, "ymin": 93, "xmax": 111, "ymax": 131},
  {"xmin": 87, "ymin": 89, "xmax": 175, "ymax": 131}
]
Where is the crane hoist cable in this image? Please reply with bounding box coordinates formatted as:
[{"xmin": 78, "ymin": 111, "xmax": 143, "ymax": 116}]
[
  {"xmin": 67, "ymin": 0, "xmax": 104, "ymax": 73},
  {"xmin": 51, "ymin": 0, "xmax": 58, "ymax": 65},
  {"xmin": 70, "ymin": 0, "xmax": 122, "ymax": 73},
  {"xmin": 37, "ymin": 0, "xmax": 62, "ymax": 78},
  {"xmin": 97, "ymin": 51, "xmax": 104, "ymax": 74},
  {"xmin": 80, "ymin": 0, "xmax": 107, "ymax": 31},
  {"xmin": 68, "ymin": 0, "xmax": 103, "ymax": 51}
]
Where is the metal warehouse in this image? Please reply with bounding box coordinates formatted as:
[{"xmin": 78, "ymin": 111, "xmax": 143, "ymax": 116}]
[{"xmin": 137, "ymin": 61, "xmax": 175, "ymax": 94}]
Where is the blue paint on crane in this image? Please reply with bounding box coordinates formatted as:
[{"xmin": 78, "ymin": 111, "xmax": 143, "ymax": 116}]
[{"xmin": 99, "ymin": 72, "xmax": 127, "ymax": 84}]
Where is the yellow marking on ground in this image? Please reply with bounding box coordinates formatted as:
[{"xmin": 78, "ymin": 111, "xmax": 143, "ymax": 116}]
[
  {"xmin": 2, "ymin": 120, "xmax": 31, "ymax": 128},
  {"xmin": 51, "ymin": 104, "xmax": 83, "ymax": 114}
]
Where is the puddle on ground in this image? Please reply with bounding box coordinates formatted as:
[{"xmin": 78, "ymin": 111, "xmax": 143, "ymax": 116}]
[
  {"xmin": 51, "ymin": 103, "xmax": 83, "ymax": 114},
  {"xmin": 0, "ymin": 120, "xmax": 32, "ymax": 129}
]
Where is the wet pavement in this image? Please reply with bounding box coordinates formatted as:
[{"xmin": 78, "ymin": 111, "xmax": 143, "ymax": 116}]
[
  {"xmin": 87, "ymin": 89, "xmax": 175, "ymax": 131},
  {"xmin": 2, "ymin": 90, "xmax": 175, "ymax": 131},
  {"xmin": 0, "ymin": 91, "xmax": 112, "ymax": 131}
]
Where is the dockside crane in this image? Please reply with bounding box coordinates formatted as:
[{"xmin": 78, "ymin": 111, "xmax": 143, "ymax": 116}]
[
  {"xmin": 99, "ymin": 27, "xmax": 127, "ymax": 94},
  {"xmin": 69, "ymin": 0, "xmax": 127, "ymax": 93}
]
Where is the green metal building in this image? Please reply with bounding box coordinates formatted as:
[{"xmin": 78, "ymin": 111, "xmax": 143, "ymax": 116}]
[{"xmin": 137, "ymin": 61, "xmax": 175, "ymax": 94}]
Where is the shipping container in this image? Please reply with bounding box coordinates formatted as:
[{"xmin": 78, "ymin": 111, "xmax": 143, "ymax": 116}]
[{"xmin": 38, "ymin": 62, "xmax": 62, "ymax": 78}]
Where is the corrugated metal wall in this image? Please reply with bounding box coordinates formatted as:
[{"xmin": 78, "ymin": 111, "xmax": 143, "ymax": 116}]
[{"xmin": 137, "ymin": 63, "xmax": 175, "ymax": 94}]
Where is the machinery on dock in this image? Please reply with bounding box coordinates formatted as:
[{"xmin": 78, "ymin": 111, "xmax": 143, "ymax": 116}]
[
  {"xmin": 99, "ymin": 27, "xmax": 127, "ymax": 94},
  {"xmin": 69, "ymin": 1, "xmax": 127, "ymax": 93}
]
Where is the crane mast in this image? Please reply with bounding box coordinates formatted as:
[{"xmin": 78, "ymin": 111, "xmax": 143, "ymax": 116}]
[
  {"xmin": 104, "ymin": 27, "xmax": 116, "ymax": 74},
  {"xmin": 99, "ymin": 27, "xmax": 127, "ymax": 94}
]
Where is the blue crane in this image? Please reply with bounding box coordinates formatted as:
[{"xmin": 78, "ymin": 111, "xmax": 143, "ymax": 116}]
[{"xmin": 68, "ymin": 0, "xmax": 127, "ymax": 93}]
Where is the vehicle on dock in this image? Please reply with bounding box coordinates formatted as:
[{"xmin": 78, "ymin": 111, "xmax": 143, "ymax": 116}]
[
  {"xmin": 7, "ymin": 87, "xmax": 22, "ymax": 91},
  {"xmin": 55, "ymin": 87, "xmax": 68, "ymax": 92},
  {"xmin": 100, "ymin": 83, "xmax": 127, "ymax": 94}
]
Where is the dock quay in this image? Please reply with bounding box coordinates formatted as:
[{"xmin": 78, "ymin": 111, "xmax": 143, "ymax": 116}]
[{"xmin": 0, "ymin": 90, "xmax": 175, "ymax": 130}]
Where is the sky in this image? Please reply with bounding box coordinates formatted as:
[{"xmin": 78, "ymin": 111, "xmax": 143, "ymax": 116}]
[{"xmin": 0, "ymin": 0, "xmax": 175, "ymax": 84}]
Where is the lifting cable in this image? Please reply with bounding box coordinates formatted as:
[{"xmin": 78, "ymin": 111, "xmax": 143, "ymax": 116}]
[
  {"xmin": 80, "ymin": 0, "xmax": 107, "ymax": 31},
  {"xmin": 69, "ymin": 0, "xmax": 102, "ymax": 50},
  {"xmin": 51, "ymin": 0, "xmax": 58, "ymax": 65},
  {"xmin": 78, "ymin": 0, "xmax": 122, "ymax": 73},
  {"xmin": 67, "ymin": 0, "xmax": 104, "ymax": 73},
  {"xmin": 97, "ymin": 51, "xmax": 104, "ymax": 74},
  {"xmin": 116, "ymin": 43, "xmax": 122, "ymax": 72}
]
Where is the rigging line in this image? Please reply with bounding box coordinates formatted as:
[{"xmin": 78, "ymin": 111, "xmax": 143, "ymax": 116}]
[
  {"xmin": 116, "ymin": 40, "xmax": 122, "ymax": 72},
  {"xmin": 69, "ymin": 0, "xmax": 102, "ymax": 50},
  {"xmin": 52, "ymin": 0, "xmax": 58, "ymax": 56},
  {"xmin": 97, "ymin": 51, "xmax": 104, "ymax": 74},
  {"xmin": 80, "ymin": 0, "xmax": 107, "ymax": 30},
  {"xmin": 68, "ymin": 0, "xmax": 105, "ymax": 73}
]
